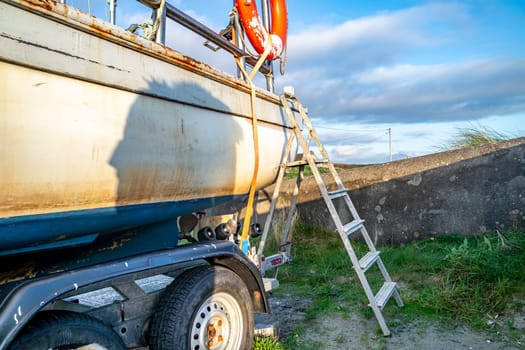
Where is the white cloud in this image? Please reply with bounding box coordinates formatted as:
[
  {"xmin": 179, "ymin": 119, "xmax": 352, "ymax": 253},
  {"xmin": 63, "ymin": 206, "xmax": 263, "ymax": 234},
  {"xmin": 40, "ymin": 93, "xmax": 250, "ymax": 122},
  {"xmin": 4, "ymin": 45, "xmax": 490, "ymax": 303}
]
[
  {"xmin": 274, "ymin": 2, "xmax": 525, "ymax": 125},
  {"xmin": 329, "ymin": 144, "xmax": 358, "ymax": 159},
  {"xmin": 346, "ymin": 58, "xmax": 525, "ymax": 121},
  {"xmin": 286, "ymin": 2, "xmax": 470, "ymax": 66},
  {"xmin": 325, "ymin": 144, "xmax": 388, "ymax": 164},
  {"xmin": 317, "ymin": 113, "xmax": 525, "ymax": 164}
]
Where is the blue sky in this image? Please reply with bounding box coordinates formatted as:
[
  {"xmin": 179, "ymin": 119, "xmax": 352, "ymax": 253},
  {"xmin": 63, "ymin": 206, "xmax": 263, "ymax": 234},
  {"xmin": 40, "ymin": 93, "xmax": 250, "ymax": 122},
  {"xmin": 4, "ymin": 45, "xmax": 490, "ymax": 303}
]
[{"xmin": 75, "ymin": 0, "xmax": 525, "ymax": 163}]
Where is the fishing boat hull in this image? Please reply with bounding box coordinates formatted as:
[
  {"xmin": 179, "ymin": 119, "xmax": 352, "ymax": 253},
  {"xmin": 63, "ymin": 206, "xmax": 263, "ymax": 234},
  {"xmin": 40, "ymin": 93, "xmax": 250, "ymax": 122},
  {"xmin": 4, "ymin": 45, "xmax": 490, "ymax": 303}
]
[{"xmin": 0, "ymin": 0, "xmax": 294, "ymax": 256}]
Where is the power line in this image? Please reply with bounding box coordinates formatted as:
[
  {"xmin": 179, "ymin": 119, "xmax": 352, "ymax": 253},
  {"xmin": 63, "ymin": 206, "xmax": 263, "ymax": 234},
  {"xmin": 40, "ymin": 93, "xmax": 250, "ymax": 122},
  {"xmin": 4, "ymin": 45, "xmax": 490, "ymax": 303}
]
[
  {"xmin": 315, "ymin": 126, "xmax": 394, "ymax": 162},
  {"xmin": 322, "ymin": 133, "xmax": 388, "ymax": 144},
  {"xmin": 315, "ymin": 125, "xmax": 390, "ymax": 133}
]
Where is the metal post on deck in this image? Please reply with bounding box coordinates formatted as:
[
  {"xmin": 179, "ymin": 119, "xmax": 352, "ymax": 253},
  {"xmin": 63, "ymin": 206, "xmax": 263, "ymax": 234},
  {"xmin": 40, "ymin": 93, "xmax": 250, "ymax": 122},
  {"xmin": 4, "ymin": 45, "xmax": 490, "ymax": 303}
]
[
  {"xmin": 109, "ymin": 0, "xmax": 116, "ymax": 25},
  {"xmin": 234, "ymin": 0, "xmax": 247, "ymax": 80},
  {"xmin": 388, "ymin": 128, "xmax": 392, "ymax": 162},
  {"xmin": 155, "ymin": 1, "xmax": 167, "ymax": 44},
  {"xmin": 261, "ymin": 0, "xmax": 275, "ymax": 92}
]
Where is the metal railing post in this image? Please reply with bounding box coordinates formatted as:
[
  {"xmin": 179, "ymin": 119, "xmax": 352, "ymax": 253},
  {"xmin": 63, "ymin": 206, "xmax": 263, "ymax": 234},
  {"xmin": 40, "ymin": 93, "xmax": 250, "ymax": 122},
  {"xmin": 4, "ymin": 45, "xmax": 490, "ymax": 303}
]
[
  {"xmin": 156, "ymin": 1, "xmax": 166, "ymax": 44},
  {"xmin": 261, "ymin": 0, "xmax": 274, "ymax": 92},
  {"xmin": 109, "ymin": 0, "xmax": 116, "ymax": 25},
  {"xmin": 234, "ymin": 0, "xmax": 247, "ymax": 80}
]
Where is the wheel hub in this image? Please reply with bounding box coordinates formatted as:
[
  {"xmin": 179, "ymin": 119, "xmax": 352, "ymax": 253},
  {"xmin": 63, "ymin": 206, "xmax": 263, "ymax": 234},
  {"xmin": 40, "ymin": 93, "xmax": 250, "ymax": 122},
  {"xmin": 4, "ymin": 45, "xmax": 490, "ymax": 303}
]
[{"xmin": 190, "ymin": 293, "xmax": 242, "ymax": 350}]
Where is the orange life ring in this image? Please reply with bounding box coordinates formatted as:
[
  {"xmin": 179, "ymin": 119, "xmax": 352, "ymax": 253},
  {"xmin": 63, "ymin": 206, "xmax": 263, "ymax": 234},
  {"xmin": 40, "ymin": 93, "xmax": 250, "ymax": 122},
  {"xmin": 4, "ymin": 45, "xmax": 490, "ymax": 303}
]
[{"xmin": 235, "ymin": 0, "xmax": 288, "ymax": 60}]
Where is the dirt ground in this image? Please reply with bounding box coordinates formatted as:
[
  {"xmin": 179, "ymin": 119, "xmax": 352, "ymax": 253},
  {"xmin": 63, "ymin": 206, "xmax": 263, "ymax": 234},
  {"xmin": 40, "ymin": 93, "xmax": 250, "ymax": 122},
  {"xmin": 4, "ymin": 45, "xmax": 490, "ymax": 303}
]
[{"xmin": 261, "ymin": 289, "xmax": 525, "ymax": 350}]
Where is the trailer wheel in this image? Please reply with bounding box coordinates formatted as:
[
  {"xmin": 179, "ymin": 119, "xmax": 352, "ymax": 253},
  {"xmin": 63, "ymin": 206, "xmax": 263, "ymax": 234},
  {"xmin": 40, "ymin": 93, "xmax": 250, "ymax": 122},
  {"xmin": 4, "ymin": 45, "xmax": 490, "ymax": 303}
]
[
  {"xmin": 150, "ymin": 265, "xmax": 254, "ymax": 350},
  {"xmin": 8, "ymin": 310, "xmax": 125, "ymax": 350}
]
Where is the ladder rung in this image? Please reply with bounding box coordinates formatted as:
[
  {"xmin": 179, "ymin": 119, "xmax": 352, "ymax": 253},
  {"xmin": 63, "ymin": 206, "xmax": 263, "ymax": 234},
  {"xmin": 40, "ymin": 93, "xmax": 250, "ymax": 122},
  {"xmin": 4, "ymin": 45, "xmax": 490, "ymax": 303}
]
[
  {"xmin": 286, "ymin": 159, "xmax": 308, "ymax": 167},
  {"xmin": 375, "ymin": 282, "xmax": 397, "ymax": 309},
  {"xmin": 359, "ymin": 251, "xmax": 380, "ymax": 272},
  {"xmin": 328, "ymin": 188, "xmax": 348, "ymax": 200},
  {"xmin": 343, "ymin": 219, "xmax": 364, "ymax": 236},
  {"xmin": 286, "ymin": 158, "xmax": 328, "ymax": 167}
]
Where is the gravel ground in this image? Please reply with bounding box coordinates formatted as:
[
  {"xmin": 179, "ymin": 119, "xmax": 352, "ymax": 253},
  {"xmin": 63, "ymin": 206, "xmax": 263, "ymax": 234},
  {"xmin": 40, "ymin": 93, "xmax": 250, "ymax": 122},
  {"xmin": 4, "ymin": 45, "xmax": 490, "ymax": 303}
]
[{"xmin": 264, "ymin": 290, "xmax": 525, "ymax": 350}]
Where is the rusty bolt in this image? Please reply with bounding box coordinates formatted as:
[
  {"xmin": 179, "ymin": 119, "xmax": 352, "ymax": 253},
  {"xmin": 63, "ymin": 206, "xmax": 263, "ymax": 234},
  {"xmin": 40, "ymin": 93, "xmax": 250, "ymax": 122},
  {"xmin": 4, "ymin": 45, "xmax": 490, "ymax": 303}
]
[{"xmin": 208, "ymin": 325, "xmax": 216, "ymax": 338}]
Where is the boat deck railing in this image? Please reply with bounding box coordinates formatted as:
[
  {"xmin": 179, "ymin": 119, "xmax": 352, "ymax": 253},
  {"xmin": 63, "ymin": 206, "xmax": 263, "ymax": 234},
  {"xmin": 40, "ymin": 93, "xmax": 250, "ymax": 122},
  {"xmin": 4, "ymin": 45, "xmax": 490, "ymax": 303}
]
[{"xmin": 58, "ymin": 0, "xmax": 276, "ymax": 92}]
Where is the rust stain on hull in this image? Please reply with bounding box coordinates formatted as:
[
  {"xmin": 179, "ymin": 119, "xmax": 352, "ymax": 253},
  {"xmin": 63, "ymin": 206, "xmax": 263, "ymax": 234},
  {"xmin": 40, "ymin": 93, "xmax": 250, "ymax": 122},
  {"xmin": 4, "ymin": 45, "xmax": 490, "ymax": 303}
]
[
  {"xmin": 0, "ymin": 0, "xmax": 294, "ymax": 220},
  {"xmin": 0, "ymin": 32, "xmax": 130, "ymax": 73},
  {"xmin": 14, "ymin": 0, "xmax": 279, "ymax": 105}
]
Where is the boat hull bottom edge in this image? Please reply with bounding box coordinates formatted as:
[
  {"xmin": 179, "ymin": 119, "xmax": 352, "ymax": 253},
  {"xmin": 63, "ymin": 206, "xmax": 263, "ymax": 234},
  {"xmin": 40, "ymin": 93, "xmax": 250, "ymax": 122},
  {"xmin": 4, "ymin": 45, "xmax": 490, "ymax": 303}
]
[{"xmin": 0, "ymin": 195, "xmax": 238, "ymax": 257}]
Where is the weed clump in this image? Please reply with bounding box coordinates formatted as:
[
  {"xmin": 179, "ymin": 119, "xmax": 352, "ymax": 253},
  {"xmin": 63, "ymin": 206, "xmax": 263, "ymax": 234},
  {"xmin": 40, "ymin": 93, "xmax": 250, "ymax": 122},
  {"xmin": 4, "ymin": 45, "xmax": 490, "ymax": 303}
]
[
  {"xmin": 429, "ymin": 232, "xmax": 525, "ymax": 326},
  {"xmin": 253, "ymin": 336, "xmax": 284, "ymax": 350}
]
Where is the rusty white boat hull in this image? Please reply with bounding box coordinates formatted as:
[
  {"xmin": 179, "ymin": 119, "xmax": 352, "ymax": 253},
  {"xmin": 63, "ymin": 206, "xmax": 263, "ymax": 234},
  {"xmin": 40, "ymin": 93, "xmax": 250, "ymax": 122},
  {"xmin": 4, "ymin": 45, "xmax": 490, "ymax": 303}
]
[{"xmin": 0, "ymin": 0, "xmax": 293, "ymax": 256}]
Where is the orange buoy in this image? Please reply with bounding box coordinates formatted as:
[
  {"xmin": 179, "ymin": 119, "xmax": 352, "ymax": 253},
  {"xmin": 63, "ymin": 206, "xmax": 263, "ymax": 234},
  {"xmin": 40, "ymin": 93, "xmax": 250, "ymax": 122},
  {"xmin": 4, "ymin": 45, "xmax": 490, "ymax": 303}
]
[{"xmin": 235, "ymin": 0, "xmax": 288, "ymax": 60}]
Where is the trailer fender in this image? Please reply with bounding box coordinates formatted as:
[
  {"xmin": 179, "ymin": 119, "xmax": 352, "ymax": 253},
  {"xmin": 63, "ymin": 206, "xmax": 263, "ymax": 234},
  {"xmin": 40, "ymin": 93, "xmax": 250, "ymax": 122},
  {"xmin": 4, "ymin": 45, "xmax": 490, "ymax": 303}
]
[
  {"xmin": 0, "ymin": 241, "xmax": 250, "ymax": 350},
  {"xmin": 207, "ymin": 254, "xmax": 270, "ymax": 313}
]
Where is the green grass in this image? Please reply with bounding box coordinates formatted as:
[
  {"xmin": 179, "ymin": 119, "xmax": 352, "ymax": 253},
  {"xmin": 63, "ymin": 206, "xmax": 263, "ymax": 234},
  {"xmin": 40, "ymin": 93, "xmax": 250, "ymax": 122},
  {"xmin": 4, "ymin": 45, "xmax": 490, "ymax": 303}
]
[
  {"xmin": 379, "ymin": 232, "xmax": 525, "ymax": 325},
  {"xmin": 257, "ymin": 223, "xmax": 525, "ymax": 349},
  {"xmin": 253, "ymin": 336, "xmax": 284, "ymax": 350},
  {"xmin": 414, "ymin": 233, "xmax": 525, "ymax": 324},
  {"xmin": 284, "ymin": 165, "xmax": 330, "ymax": 179},
  {"xmin": 438, "ymin": 124, "xmax": 512, "ymax": 150}
]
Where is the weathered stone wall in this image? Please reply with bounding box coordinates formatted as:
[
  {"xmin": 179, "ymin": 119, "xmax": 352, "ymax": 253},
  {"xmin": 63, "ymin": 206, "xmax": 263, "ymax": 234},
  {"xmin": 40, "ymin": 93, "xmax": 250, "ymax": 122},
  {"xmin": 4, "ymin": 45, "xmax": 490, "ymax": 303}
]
[{"xmin": 208, "ymin": 138, "xmax": 525, "ymax": 245}]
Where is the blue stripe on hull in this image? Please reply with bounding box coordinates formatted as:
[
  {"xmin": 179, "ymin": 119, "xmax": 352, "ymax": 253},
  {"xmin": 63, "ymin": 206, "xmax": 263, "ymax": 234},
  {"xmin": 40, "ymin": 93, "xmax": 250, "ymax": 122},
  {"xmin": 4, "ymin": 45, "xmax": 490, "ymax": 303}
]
[{"xmin": 0, "ymin": 195, "xmax": 238, "ymax": 256}]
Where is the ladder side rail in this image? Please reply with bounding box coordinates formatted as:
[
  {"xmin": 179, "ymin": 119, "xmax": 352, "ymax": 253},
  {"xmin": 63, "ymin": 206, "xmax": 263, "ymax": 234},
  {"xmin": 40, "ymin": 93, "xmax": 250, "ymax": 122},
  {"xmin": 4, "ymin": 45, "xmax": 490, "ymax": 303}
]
[
  {"xmin": 281, "ymin": 96, "xmax": 364, "ymax": 270},
  {"xmin": 292, "ymin": 100, "xmax": 316, "ymax": 157},
  {"xmin": 280, "ymin": 165, "xmax": 305, "ymax": 249},
  {"xmin": 375, "ymin": 258, "xmax": 393, "ymax": 281},
  {"xmin": 342, "ymin": 195, "xmax": 363, "ymax": 220},
  {"xmin": 281, "ymin": 95, "xmax": 402, "ymax": 336},
  {"xmin": 272, "ymin": 164, "xmax": 305, "ymax": 280},
  {"xmin": 295, "ymin": 95, "xmax": 381, "ymax": 253},
  {"xmin": 292, "ymin": 98, "xmax": 345, "ymax": 190},
  {"xmin": 354, "ymin": 223, "xmax": 405, "ymax": 309},
  {"xmin": 290, "ymin": 97, "xmax": 381, "ymax": 258},
  {"xmin": 358, "ymin": 226, "xmax": 379, "ymax": 253},
  {"xmin": 305, "ymin": 153, "xmax": 367, "ymax": 280},
  {"xmin": 257, "ymin": 132, "xmax": 297, "ymax": 255},
  {"xmin": 339, "ymin": 236, "xmax": 393, "ymax": 336},
  {"xmin": 373, "ymin": 256, "xmax": 404, "ymax": 306},
  {"xmin": 305, "ymin": 129, "xmax": 313, "ymax": 150},
  {"xmin": 373, "ymin": 256, "xmax": 404, "ymax": 308},
  {"xmin": 337, "ymin": 220, "xmax": 393, "ymax": 336}
]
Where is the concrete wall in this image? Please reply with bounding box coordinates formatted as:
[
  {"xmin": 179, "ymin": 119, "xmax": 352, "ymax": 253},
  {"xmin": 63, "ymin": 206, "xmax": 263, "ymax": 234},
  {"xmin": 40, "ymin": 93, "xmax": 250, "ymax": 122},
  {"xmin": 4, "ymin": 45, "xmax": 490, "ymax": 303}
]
[{"xmin": 208, "ymin": 138, "xmax": 525, "ymax": 245}]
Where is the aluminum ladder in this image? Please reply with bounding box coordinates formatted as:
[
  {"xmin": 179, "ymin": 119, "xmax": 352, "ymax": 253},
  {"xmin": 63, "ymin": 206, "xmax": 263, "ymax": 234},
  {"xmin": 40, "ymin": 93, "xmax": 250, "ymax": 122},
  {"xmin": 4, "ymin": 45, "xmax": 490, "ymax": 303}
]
[{"xmin": 257, "ymin": 91, "xmax": 403, "ymax": 336}]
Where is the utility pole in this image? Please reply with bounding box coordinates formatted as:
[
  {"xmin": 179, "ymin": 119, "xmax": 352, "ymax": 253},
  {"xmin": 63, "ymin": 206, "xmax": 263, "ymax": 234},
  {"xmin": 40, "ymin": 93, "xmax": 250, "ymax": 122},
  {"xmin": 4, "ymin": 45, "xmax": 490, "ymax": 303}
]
[{"xmin": 388, "ymin": 128, "xmax": 392, "ymax": 162}]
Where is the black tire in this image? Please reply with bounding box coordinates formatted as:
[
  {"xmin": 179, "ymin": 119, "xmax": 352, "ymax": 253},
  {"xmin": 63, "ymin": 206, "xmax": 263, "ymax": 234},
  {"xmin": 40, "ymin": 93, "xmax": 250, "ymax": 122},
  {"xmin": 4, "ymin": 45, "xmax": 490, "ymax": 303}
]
[
  {"xmin": 8, "ymin": 310, "xmax": 126, "ymax": 350},
  {"xmin": 214, "ymin": 223, "xmax": 231, "ymax": 240},
  {"xmin": 197, "ymin": 227, "xmax": 216, "ymax": 241},
  {"xmin": 149, "ymin": 266, "xmax": 254, "ymax": 350},
  {"xmin": 250, "ymin": 223, "xmax": 262, "ymax": 238}
]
